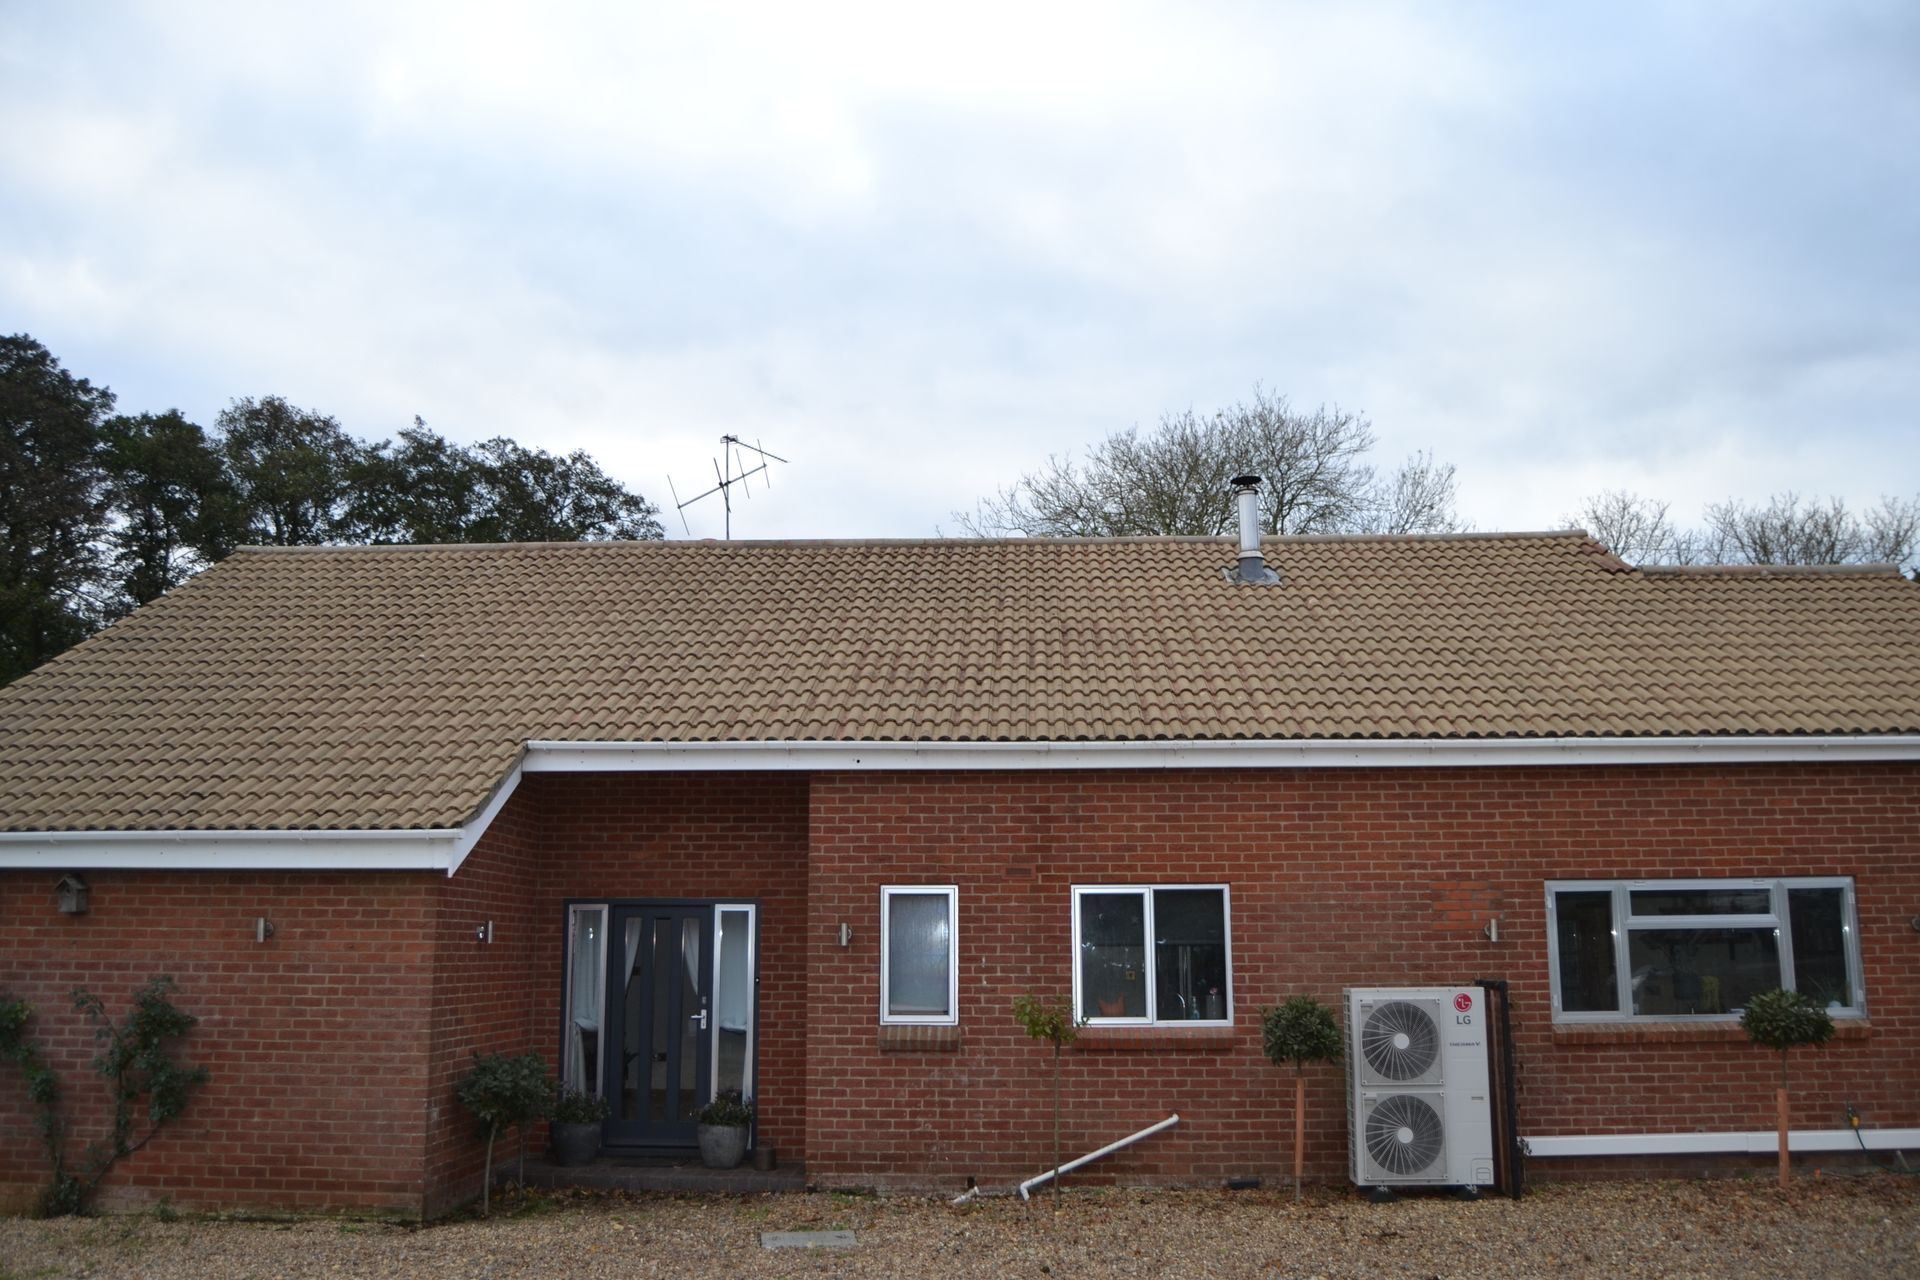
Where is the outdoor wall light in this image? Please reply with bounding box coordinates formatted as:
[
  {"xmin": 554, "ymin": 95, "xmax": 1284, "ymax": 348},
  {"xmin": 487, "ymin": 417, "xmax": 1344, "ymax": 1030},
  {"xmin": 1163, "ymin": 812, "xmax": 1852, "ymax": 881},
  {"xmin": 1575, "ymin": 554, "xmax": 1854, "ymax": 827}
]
[
  {"xmin": 837, "ymin": 922, "xmax": 853, "ymax": 948},
  {"xmin": 476, "ymin": 920, "xmax": 494, "ymax": 944},
  {"xmin": 55, "ymin": 874, "xmax": 89, "ymax": 915},
  {"xmin": 255, "ymin": 918, "xmax": 276, "ymax": 943},
  {"xmin": 1482, "ymin": 917, "xmax": 1501, "ymax": 944}
]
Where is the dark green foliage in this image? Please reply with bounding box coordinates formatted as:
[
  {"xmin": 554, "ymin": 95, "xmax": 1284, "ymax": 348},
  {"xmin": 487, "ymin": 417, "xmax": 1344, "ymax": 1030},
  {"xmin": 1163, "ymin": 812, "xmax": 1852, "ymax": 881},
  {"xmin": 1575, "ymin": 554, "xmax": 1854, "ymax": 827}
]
[
  {"xmin": 216, "ymin": 396, "xmax": 361, "ymax": 545},
  {"xmin": 0, "ymin": 334, "xmax": 114, "ymax": 683},
  {"xmin": 100, "ymin": 411, "xmax": 242, "ymax": 611},
  {"xmin": 1741, "ymin": 987, "xmax": 1835, "ymax": 1088},
  {"xmin": 1261, "ymin": 996, "xmax": 1343, "ymax": 1073},
  {"xmin": 456, "ymin": 1051, "xmax": 551, "ymax": 1215},
  {"xmin": 548, "ymin": 1083, "xmax": 610, "ymax": 1125},
  {"xmin": 696, "ymin": 1090, "xmax": 754, "ymax": 1128},
  {"xmin": 470, "ymin": 436, "xmax": 663, "ymax": 541},
  {"xmin": 0, "ymin": 977, "xmax": 207, "ymax": 1216}
]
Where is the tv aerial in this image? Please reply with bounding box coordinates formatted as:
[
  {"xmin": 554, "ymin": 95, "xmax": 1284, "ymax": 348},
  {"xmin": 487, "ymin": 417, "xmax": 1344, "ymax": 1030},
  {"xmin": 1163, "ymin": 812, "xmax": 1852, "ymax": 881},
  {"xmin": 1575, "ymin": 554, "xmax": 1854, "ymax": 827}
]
[{"xmin": 667, "ymin": 435, "xmax": 789, "ymax": 540}]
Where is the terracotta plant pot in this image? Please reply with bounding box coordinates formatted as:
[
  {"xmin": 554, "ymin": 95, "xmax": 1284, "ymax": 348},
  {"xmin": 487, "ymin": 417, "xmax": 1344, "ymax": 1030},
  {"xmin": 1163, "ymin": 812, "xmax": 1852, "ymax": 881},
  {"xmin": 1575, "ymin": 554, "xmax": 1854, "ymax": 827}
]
[{"xmin": 697, "ymin": 1123, "xmax": 749, "ymax": 1169}]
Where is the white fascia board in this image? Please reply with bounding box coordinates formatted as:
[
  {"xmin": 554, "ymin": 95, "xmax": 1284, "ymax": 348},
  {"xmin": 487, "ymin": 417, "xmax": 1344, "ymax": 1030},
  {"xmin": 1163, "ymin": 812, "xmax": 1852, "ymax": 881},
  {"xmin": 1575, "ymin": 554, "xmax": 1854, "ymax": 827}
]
[
  {"xmin": 0, "ymin": 826, "xmax": 462, "ymax": 872},
  {"xmin": 523, "ymin": 735, "xmax": 1920, "ymax": 773},
  {"xmin": 1525, "ymin": 1129, "xmax": 1920, "ymax": 1158}
]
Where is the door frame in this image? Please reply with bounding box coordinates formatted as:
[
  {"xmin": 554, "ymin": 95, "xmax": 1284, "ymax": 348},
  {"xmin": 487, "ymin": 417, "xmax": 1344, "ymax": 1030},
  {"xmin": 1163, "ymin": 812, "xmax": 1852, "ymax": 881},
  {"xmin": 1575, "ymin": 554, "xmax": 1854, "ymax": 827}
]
[{"xmin": 558, "ymin": 897, "xmax": 760, "ymax": 1152}]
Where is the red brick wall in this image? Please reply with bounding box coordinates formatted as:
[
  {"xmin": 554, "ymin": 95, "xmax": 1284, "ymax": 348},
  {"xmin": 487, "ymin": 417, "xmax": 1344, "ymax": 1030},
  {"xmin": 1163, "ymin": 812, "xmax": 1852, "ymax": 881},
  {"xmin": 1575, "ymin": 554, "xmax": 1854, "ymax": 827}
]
[
  {"xmin": 804, "ymin": 764, "xmax": 1920, "ymax": 1190},
  {"xmin": 423, "ymin": 781, "xmax": 544, "ymax": 1217},
  {"xmin": 0, "ymin": 871, "xmax": 438, "ymax": 1214},
  {"xmin": 521, "ymin": 772, "xmax": 811, "ymax": 1162}
]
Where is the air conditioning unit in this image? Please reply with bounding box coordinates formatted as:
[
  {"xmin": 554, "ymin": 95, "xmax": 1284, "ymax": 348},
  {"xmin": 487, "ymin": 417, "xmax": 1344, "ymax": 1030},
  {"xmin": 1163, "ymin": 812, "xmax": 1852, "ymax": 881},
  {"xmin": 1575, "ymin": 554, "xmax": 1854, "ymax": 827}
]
[{"xmin": 1345, "ymin": 987, "xmax": 1496, "ymax": 1191}]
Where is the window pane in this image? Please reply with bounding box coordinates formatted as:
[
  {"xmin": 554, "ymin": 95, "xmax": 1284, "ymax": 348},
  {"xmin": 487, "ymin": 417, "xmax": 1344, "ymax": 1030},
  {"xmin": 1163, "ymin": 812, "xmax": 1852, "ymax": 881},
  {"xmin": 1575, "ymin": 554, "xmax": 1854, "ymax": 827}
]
[
  {"xmin": 1554, "ymin": 891, "xmax": 1619, "ymax": 1013},
  {"xmin": 1079, "ymin": 892, "xmax": 1147, "ymax": 1019},
  {"xmin": 1629, "ymin": 888, "xmax": 1770, "ymax": 917},
  {"xmin": 887, "ymin": 893, "xmax": 952, "ymax": 1017},
  {"xmin": 1788, "ymin": 888, "xmax": 1853, "ymax": 1010},
  {"xmin": 1628, "ymin": 927, "xmax": 1780, "ymax": 1015},
  {"xmin": 1154, "ymin": 889, "xmax": 1227, "ymax": 1021},
  {"xmin": 565, "ymin": 908, "xmax": 605, "ymax": 1094}
]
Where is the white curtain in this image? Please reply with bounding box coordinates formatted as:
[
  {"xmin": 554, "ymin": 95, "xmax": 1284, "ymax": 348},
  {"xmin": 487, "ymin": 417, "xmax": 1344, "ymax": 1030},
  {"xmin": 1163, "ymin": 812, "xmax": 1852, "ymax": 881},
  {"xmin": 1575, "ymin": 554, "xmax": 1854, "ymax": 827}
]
[{"xmin": 565, "ymin": 907, "xmax": 606, "ymax": 1093}]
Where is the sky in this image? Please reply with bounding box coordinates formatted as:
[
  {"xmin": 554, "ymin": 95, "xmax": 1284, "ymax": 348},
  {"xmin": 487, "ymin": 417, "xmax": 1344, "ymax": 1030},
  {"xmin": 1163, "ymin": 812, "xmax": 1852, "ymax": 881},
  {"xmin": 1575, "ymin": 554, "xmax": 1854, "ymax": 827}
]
[{"xmin": 2, "ymin": 1, "xmax": 1915, "ymax": 540}]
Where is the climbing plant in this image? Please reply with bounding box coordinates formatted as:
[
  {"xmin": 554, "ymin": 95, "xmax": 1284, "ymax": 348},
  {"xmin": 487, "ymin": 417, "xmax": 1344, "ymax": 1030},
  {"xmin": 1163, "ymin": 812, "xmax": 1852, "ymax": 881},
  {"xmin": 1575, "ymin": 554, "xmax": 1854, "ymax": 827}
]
[{"xmin": 0, "ymin": 976, "xmax": 208, "ymax": 1215}]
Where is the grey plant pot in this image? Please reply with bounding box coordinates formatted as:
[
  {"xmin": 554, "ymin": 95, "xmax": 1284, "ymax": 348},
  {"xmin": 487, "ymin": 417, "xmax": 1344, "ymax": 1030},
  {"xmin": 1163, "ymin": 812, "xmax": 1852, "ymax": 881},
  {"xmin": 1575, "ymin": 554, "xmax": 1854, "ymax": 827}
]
[
  {"xmin": 697, "ymin": 1123, "xmax": 749, "ymax": 1169},
  {"xmin": 551, "ymin": 1122, "xmax": 602, "ymax": 1168}
]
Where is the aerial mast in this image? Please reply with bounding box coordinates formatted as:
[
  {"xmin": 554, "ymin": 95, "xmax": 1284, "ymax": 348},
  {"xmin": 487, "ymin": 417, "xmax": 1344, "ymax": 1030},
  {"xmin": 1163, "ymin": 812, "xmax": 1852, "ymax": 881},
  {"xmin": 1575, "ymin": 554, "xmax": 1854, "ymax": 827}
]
[{"xmin": 666, "ymin": 435, "xmax": 790, "ymax": 540}]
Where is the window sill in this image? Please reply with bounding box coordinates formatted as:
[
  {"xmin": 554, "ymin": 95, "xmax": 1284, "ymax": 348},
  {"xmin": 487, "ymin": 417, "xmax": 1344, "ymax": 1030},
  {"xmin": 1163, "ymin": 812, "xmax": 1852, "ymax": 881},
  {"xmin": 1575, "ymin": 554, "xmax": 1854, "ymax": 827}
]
[
  {"xmin": 1072, "ymin": 1025, "xmax": 1242, "ymax": 1053},
  {"xmin": 878, "ymin": 1024, "xmax": 962, "ymax": 1053},
  {"xmin": 1552, "ymin": 1019, "xmax": 1871, "ymax": 1046}
]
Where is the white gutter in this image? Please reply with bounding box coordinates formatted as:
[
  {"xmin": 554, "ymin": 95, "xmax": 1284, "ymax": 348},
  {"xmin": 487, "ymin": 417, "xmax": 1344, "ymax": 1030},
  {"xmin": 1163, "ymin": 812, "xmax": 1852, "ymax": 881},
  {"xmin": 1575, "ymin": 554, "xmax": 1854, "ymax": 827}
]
[
  {"xmin": 5, "ymin": 735, "xmax": 1916, "ymax": 875},
  {"xmin": 1525, "ymin": 1128, "xmax": 1920, "ymax": 1158},
  {"xmin": 1019, "ymin": 1113, "xmax": 1181, "ymax": 1199},
  {"xmin": 523, "ymin": 735, "xmax": 1920, "ymax": 773}
]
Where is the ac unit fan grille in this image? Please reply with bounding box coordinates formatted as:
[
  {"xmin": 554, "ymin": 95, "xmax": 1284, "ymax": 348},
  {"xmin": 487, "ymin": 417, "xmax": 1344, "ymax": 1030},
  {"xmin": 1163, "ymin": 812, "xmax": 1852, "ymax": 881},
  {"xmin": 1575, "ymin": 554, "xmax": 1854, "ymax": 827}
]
[
  {"xmin": 1361, "ymin": 1000, "xmax": 1440, "ymax": 1081},
  {"xmin": 1365, "ymin": 1093, "xmax": 1445, "ymax": 1177}
]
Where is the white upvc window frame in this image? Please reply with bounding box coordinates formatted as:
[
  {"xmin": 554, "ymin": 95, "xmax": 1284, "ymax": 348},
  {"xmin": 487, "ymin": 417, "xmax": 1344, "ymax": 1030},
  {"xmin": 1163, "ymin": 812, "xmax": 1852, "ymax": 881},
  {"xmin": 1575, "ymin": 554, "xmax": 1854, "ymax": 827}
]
[
  {"xmin": 879, "ymin": 884, "xmax": 960, "ymax": 1026},
  {"xmin": 1545, "ymin": 876, "xmax": 1865, "ymax": 1024},
  {"xmin": 1071, "ymin": 883, "xmax": 1234, "ymax": 1027},
  {"xmin": 562, "ymin": 902, "xmax": 609, "ymax": 1097}
]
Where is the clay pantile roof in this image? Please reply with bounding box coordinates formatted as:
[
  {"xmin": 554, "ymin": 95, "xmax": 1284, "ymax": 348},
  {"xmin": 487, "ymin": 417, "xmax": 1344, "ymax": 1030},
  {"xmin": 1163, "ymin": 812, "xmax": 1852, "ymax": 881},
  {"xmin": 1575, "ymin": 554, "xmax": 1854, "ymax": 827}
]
[{"xmin": 2, "ymin": 533, "xmax": 1917, "ymax": 833}]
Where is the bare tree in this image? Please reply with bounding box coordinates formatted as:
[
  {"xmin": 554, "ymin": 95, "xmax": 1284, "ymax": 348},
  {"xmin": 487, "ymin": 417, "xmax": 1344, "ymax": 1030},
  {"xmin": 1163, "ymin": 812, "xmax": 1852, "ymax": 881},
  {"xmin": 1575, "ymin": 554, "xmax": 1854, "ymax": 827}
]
[
  {"xmin": 953, "ymin": 388, "xmax": 1460, "ymax": 538},
  {"xmin": 1571, "ymin": 489, "xmax": 1919, "ymax": 572},
  {"xmin": 1564, "ymin": 491, "xmax": 1698, "ymax": 564}
]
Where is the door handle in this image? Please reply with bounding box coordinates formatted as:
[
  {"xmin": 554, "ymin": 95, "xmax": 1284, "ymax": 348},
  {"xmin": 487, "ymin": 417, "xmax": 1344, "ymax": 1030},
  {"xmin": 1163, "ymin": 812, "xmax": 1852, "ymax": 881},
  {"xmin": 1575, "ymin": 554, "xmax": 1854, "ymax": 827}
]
[{"xmin": 691, "ymin": 1009, "xmax": 708, "ymax": 1031}]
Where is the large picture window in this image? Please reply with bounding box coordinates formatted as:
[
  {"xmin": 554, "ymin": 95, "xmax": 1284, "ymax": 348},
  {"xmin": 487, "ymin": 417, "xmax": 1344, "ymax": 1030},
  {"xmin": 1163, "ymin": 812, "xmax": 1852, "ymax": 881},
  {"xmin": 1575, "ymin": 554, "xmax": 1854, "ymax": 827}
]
[
  {"xmin": 880, "ymin": 886, "xmax": 959, "ymax": 1025},
  {"xmin": 1545, "ymin": 878, "xmax": 1863, "ymax": 1022},
  {"xmin": 1073, "ymin": 885, "xmax": 1231, "ymax": 1025}
]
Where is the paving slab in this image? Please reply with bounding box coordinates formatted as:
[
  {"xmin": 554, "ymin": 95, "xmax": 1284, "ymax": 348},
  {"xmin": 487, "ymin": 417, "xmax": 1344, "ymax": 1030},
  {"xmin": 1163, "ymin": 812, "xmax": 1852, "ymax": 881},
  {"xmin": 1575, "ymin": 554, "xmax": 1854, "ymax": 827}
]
[{"xmin": 760, "ymin": 1230, "xmax": 857, "ymax": 1250}]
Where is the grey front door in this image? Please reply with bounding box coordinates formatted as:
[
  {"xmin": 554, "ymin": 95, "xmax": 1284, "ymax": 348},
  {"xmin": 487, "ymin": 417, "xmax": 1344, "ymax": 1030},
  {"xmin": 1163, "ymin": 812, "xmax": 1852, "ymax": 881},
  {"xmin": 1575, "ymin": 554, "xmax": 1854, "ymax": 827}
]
[{"xmin": 603, "ymin": 903, "xmax": 714, "ymax": 1147}]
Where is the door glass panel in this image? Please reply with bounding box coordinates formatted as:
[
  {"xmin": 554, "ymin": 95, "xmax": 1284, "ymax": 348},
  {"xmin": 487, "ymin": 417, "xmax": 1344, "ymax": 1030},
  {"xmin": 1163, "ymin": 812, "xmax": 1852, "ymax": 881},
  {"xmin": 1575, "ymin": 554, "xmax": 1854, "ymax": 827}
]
[
  {"xmin": 1788, "ymin": 888, "xmax": 1852, "ymax": 1009},
  {"xmin": 1079, "ymin": 892, "xmax": 1147, "ymax": 1019},
  {"xmin": 677, "ymin": 917, "xmax": 703, "ymax": 1121},
  {"xmin": 649, "ymin": 919, "xmax": 672, "ymax": 1122},
  {"xmin": 564, "ymin": 906, "xmax": 606, "ymax": 1095},
  {"xmin": 1628, "ymin": 926, "xmax": 1780, "ymax": 1015},
  {"xmin": 714, "ymin": 908, "xmax": 752, "ymax": 1099},
  {"xmin": 620, "ymin": 917, "xmax": 645, "ymax": 1121}
]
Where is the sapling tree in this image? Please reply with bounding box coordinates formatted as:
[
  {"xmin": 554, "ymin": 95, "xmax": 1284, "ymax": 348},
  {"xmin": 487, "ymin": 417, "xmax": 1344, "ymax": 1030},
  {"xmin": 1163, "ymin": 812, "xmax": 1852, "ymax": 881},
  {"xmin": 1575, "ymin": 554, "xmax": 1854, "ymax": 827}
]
[
  {"xmin": 1262, "ymin": 996, "xmax": 1344, "ymax": 1200},
  {"xmin": 1012, "ymin": 994, "xmax": 1083, "ymax": 1213},
  {"xmin": 1741, "ymin": 988, "xmax": 1834, "ymax": 1189},
  {"xmin": 456, "ymin": 1051, "xmax": 552, "ymax": 1215}
]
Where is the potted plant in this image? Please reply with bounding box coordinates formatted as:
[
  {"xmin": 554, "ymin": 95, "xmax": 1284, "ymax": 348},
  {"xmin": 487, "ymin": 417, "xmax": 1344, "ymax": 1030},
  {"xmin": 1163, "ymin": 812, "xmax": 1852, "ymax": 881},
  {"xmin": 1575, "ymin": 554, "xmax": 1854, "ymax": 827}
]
[
  {"xmin": 549, "ymin": 1084, "xmax": 608, "ymax": 1167},
  {"xmin": 697, "ymin": 1090, "xmax": 754, "ymax": 1169},
  {"xmin": 1740, "ymin": 987, "xmax": 1834, "ymax": 1188},
  {"xmin": 1262, "ymin": 995, "xmax": 1344, "ymax": 1201}
]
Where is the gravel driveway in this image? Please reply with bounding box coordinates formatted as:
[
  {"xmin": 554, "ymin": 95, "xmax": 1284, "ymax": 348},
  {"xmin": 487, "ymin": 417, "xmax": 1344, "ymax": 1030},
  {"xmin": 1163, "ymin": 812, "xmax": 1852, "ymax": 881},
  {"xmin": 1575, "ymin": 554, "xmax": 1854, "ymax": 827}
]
[{"xmin": 4, "ymin": 1178, "xmax": 1915, "ymax": 1279}]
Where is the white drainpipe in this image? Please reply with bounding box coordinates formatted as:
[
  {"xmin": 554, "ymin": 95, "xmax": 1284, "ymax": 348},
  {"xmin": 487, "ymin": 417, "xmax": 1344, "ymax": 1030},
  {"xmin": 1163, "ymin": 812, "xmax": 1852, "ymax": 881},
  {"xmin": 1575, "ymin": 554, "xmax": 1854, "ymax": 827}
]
[{"xmin": 1017, "ymin": 1113, "xmax": 1182, "ymax": 1200}]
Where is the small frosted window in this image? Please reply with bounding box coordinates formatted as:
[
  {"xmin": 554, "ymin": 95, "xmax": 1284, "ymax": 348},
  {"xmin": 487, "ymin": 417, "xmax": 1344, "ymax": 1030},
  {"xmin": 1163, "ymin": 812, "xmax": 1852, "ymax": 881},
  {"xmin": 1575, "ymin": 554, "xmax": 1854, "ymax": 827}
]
[{"xmin": 884, "ymin": 890, "xmax": 955, "ymax": 1022}]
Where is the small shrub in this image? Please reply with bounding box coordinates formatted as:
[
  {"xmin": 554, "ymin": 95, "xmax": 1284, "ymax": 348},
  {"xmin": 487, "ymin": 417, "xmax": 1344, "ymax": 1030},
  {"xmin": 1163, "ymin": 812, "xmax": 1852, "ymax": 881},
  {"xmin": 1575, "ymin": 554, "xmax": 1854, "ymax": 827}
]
[
  {"xmin": 549, "ymin": 1084, "xmax": 610, "ymax": 1125},
  {"xmin": 1261, "ymin": 996, "xmax": 1343, "ymax": 1201},
  {"xmin": 1013, "ymin": 994, "xmax": 1084, "ymax": 1213},
  {"xmin": 1741, "ymin": 987, "xmax": 1835, "ymax": 1085},
  {"xmin": 697, "ymin": 1090, "xmax": 754, "ymax": 1128}
]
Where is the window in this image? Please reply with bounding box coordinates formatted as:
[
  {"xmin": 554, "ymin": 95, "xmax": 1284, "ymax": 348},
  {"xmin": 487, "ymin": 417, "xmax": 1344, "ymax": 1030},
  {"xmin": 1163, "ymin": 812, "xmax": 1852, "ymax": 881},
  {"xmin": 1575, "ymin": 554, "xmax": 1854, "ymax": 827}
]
[
  {"xmin": 1072, "ymin": 885, "xmax": 1231, "ymax": 1025},
  {"xmin": 880, "ymin": 886, "xmax": 958, "ymax": 1025},
  {"xmin": 1545, "ymin": 878, "xmax": 1864, "ymax": 1022}
]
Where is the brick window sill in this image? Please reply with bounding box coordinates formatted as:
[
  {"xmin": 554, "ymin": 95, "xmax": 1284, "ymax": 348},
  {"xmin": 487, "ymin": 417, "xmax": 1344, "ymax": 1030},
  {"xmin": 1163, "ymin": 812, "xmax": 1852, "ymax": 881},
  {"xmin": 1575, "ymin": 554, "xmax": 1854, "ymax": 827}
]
[
  {"xmin": 1072, "ymin": 1026, "xmax": 1243, "ymax": 1053},
  {"xmin": 878, "ymin": 1024, "xmax": 963, "ymax": 1053},
  {"xmin": 1552, "ymin": 1019, "xmax": 1871, "ymax": 1047}
]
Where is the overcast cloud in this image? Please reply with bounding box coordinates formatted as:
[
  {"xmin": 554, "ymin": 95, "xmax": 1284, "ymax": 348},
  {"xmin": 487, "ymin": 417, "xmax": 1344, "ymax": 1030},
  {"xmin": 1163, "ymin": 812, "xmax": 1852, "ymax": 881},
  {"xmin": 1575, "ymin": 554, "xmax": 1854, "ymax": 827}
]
[{"xmin": 2, "ymin": 1, "xmax": 1915, "ymax": 539}]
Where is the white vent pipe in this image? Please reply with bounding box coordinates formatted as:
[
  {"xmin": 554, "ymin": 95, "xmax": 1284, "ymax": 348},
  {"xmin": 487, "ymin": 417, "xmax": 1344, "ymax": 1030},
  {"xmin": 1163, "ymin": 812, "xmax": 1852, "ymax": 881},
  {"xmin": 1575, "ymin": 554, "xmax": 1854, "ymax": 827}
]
[{"xmin": 1229, "ymin": 476, "xmax": 1279, "ymax": 584}]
